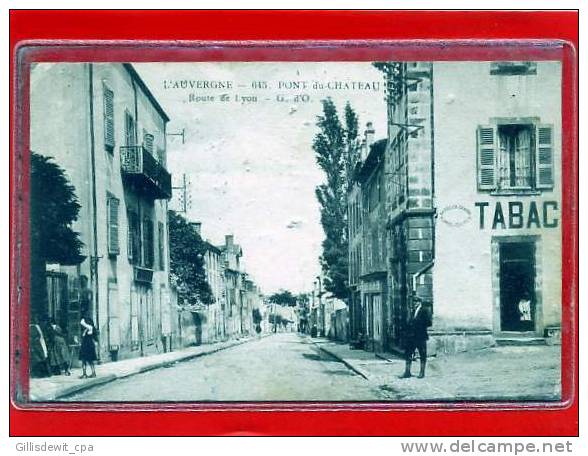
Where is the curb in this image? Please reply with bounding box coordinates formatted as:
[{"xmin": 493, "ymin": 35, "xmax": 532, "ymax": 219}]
[
  {"xmin": 35, "ymin": 335, "xmax": 268, "ymax": 401},
  {"xmin": 312, "ymin": 342, "xmax": 371, "ymax": 380}
]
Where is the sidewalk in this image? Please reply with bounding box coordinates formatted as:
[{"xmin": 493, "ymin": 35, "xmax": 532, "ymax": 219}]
[
  {"xmin": 29, "ymin": 335, "xmax": 267, "ymax": 401},
  {"xmin": 311, "ymin": 337, "xmax": 562, "ymax": 401}
]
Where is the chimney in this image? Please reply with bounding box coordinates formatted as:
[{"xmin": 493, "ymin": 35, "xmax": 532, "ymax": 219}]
[
  {"xmin": 190, "ymin": 222, "xmax": 202, "ymax": 235},
  {"xmin": 360, "ymin": 138, "xmax": 368, "ymax": 161},
  {"xmin": 225, "ymin": 234, "xmax": 234, "ymax": 247},
  {"xmin": 364, "ymin": 122, "xmax": 375, "ymax": 149}
]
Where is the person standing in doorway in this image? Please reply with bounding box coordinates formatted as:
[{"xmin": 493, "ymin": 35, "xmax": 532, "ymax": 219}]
[
  {"xmin": 79, "ymin": 310, "xmax": 98, "ymax": 378},
  {"xmin": 400, "ymin": 296, "xmax": 432, "ymax": 379},
  {"xmin": 518, "ymin": 291, "xmax": 533, "ymax": 331}
]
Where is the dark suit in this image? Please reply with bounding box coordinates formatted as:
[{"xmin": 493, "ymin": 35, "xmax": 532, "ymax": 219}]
[{"xmin": 401, "ymin": 304, "xmax": 432, "ymax": 378}]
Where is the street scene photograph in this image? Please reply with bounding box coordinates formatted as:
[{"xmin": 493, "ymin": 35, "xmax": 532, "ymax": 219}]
[{"xmin": 26, "ymin": 60, "xmax": 562, "ymax": 403}]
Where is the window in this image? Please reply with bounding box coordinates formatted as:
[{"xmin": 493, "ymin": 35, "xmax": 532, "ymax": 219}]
[
  {"xmin": 125, "ymin": 112, "xmax": 136, "ymax": 147},
  {"xmin": 143, "ymin": 130, "xmax": 154, "ymax": 155},
  {"xmin": 127, "ymin": 210, "xmax": 141, "ymax": 264},
  {"xmin": 477, "ymin": 123, "xmax": 554, "ymax": 192},
  {"xmin": 490, "ymin": 61, "xmax": 537, "ymax": 76},
  {"xmin": 107, "ymin": 194, "xmax": 120, "ymax": 256},
  {"xmin": 142, "ymin": 217, "xmax": 154, "ymax": 269},
  {"xmin": 158, "ymin": 221, "xmax": 165, "ymax": 271},
  {"xmin": 156, "ymin": 147, "xmax": 166, "ymax": 166},
  {"xmin": 103, "ymin": 84, "xmax": 115, "ymax": 152}
]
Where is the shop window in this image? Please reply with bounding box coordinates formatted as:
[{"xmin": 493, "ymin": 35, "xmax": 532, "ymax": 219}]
[{"xmin": 477, "ymin": 123, "xmax": 554, "ymax": 192}]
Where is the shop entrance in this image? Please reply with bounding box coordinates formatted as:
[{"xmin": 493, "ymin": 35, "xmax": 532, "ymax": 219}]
[{"xmin": 499, "ymin": 241, "xmax": 536, "ymax": 332}]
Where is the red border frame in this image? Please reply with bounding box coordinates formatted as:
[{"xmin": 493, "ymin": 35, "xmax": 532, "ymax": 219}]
[{"xmin": 9, "ymin": 10, "xmax": 578, "ymax": 436}]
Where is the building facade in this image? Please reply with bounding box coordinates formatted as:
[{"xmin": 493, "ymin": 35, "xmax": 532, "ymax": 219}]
[
  {"xmin": 220, "ymin": 235, "xmax": 244, "ymax": 338},
  {"xmin": 356, "ymin": 137, "xmax": 388, "ymax": 352},
  {"xmin": 203, "ymin": 239, "xmax": 226, "ymax": 343},
  {"xmin": 348, "ymin": 61, "xmax": 562, "ymax": 355},
  {"xmin": 31, "ymin": 63, "xmax": 173, "ymax": 362},
  {"xmin": 431, "ymin": 61, "xmax": 561, "ymax": 352}
]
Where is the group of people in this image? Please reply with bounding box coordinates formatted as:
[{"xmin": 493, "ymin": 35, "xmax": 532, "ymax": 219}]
[{"xmin": 29, "ymin": 311, "xmax": 99, "ymax": 379}]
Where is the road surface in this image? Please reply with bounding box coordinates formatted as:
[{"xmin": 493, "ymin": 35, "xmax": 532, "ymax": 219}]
[{"xmin": 65, "ymin": 333, "xmax": 395, "ymax": 402}]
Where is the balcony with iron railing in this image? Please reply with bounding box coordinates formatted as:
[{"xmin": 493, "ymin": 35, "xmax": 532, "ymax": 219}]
[{"xmin": 120, "ymin": 146, "xmax": 172, "ymax": 200}]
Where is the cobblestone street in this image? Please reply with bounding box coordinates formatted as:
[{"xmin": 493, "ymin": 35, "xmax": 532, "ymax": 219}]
[{"xmin": 62, "ymin": 333, "xmax": 561, "ymax": 402}]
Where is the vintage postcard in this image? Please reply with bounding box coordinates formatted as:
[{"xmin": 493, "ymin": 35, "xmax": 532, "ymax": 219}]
[{"xmin": 27, "ymin": 60, "xmax": 562, "ymax": 403}]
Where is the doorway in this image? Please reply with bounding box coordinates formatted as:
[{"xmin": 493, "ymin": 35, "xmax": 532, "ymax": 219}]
[{"xmin": 499, "ymin": 241, "xmax": 536, "ymax": 332}]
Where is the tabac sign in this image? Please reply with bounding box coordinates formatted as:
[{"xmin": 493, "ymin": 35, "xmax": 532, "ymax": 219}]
[{"xmin": 474, "ymin": 200, "xmax": 559, "ymax": 230}]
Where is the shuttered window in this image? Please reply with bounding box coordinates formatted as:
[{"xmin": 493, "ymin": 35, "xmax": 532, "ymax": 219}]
[
  {"xmin": 103, "ymin": 84, "xmax": 115, "ymax": 152},
  {"xmin": 156, "ymin": 147, "xmax": 166, "ymax": 165},
  {"xmin": 477, "ymin": 123, "xmax": 555, "ymax": 192},
  {"xmin": 536, "ymin": 124, "xmax": 554, "ymax": 190},
  {"xmin": 477, "ymin": 125, "xmax": 497, "ymax": 190},
  {"xmin": 143, "ymin": 218, "xmax": 154, "ymax": 269},
  {"xmin": 127, "ymin": 210, "xmax": 140, "ymax": 264},
  {"xmin": 158, "ymin": 221, "xmax": 165, "ymax": 271},
  {"xmin": 143, "ymin": 130, "xmax": 154, "ymax": 155},
  {"xmin": 107, "ymin": 195, "xmax": 120, "ymax": 256}
]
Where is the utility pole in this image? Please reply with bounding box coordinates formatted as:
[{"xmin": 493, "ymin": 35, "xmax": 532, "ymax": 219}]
[{"xmin": 316, "ymin": 275, "xmax": 324, "ymax": 337}]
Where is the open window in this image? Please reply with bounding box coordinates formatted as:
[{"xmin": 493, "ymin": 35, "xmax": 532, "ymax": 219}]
[{"xmin": 476, "ymin": 123, "xmax": 554, "ymax": 192}]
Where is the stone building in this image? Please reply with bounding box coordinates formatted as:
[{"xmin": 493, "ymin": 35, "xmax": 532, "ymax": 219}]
[
  {"xmin": 30, "ymin": 63, "xmax": 173, "ymax": 362},
  {"xmin": 348, "ymin": 61, "xmax": 561, "ymax": 355},
  {"xmin": 430, "ymin": 61, "xmax": 561, "ymax": 353},
  {"xmin": 220, "ymin": 235, "xmax": 244, "ymax": 338},
  {"xmin": 186, "ymin": 221, "xmax": 226, "ymax": 343},
  {"xmin": 355, "ymin": 137, "xmax": 388, "ymax": 352}
]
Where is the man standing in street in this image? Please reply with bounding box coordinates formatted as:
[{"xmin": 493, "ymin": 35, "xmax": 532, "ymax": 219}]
[{"xmin": 400, "ymin": 296, "xmax": 432, "ymax": 379}]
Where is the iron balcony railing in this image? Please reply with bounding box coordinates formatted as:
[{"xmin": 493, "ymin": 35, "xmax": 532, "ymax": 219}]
[{"xmin": 120, "ymin": 146, "xmax": 172, "ymax": 200}]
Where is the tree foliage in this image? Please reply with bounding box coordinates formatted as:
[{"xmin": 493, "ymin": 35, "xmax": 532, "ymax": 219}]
[
  {"xmin": 30, "ymin": 152, "xmax": 85, "ymax": 265},
  {"xmin": 168, "ymin": 210, "xmax": 213, "ymax": 307},
  {"xmin": 312, "ymin": 99, "xmax": 359, "ymax": 300},
  {"xmin": 268, "ymin": 289, "xmax": 297, "ymax": 307},
  {"xmin": 30, "ymin": 151, "xmax": 85, "ymax": 319}
]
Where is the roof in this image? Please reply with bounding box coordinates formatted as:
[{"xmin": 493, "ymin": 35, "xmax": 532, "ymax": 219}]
[
  {"xmin": 357, "ymin": 138, "xmax": 387, "ymax": 184},
  {"xmin": 123, "ymin": 63, "xmax": 170, "ymax": 123},
  {"xmin": 204, "ymin": 241, "xmax": 221, "ymax": 255}
]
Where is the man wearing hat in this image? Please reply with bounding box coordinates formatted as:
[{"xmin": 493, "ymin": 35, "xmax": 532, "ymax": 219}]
[{"xmin": 400, "ymin": 295, "xmax": 432, "ymax": 379}]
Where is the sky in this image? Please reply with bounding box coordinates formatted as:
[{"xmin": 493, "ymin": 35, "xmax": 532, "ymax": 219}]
[{"xmin": 135, "ymin": 62, "xmax": 387, "ymax": 294}]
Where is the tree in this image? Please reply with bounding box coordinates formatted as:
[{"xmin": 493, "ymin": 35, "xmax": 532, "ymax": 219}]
[
  {"xmin": 168, "ymin": 210, "xmax": 213, "ymax": 308},
  {"xmin": 268, "ymin": 289, "xmax": 297, "ymax": 307},
  {"xmin": 296, "ymin": 292, "xmax": 310, "ymax": 308},
  {"xmin": 30, "ymin": 151, "xmax": 85, "ymax": 319},
  {"xmin": 312, "ymin": 99, "xmax": 359, "ymax": 300}
]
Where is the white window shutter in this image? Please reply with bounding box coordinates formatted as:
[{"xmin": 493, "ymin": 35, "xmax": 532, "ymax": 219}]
[
  {"xmin": 143, "ymin": 130, "xmax": 154, "ymax": 155},
  {"xmin": 535, "ymin": 124, "xmax": 554, "ymax": 190},
  {"xmin": 477, "ymin": 125, "xmax": 497, "ymax": 191},
  {"xmin": 107, "ymin": 196, "xmax": 120, "ymax": 255},
  {"xmin": 103, "ymin": 85, "xmax": 115, "ymax": 151}
]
